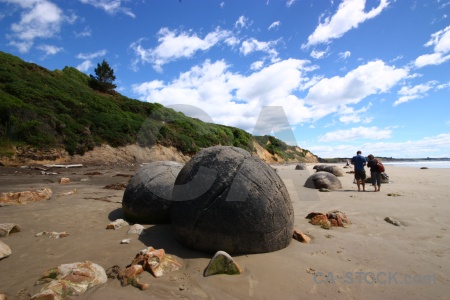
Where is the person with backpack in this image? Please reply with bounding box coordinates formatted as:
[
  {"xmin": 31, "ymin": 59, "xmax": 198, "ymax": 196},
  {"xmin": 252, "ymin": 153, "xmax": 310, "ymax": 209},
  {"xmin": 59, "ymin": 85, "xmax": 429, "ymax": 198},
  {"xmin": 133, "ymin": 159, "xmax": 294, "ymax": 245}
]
[{"xmin": 367, "ymin": 154, "xmax": 382, "ymax": 192}]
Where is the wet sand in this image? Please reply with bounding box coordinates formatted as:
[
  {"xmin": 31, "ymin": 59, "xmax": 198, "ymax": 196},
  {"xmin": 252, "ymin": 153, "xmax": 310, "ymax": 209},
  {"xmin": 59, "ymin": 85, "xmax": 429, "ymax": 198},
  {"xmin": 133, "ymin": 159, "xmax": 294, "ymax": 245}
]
[{"xmin": 0, "ymin": 163, "xmax": 449, "ymax": 299}]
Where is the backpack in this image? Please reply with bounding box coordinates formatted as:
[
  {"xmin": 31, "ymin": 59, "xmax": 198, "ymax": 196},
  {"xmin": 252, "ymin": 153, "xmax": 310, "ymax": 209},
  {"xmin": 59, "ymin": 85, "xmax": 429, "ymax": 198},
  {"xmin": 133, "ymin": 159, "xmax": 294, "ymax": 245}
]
[{"xmin": 377, "ymin": 160, "xmax": 385, "ymax": 173}]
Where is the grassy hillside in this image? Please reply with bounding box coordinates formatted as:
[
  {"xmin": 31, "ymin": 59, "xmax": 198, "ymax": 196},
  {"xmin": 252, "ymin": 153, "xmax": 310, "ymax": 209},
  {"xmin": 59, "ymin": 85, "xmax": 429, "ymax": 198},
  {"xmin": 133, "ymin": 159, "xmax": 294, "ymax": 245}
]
[{"xmin": 0, "ymin": 51, "xmax": 317, "ymax": 162}]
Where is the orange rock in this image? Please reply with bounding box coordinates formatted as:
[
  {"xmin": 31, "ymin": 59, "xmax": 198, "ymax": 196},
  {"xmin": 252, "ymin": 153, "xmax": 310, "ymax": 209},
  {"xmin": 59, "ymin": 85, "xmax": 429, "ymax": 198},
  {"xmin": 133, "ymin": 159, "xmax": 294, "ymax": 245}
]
[
  {"xmin": 127, "ymin": 246, "xmax": 182, "ymax": 278},
  {"xmin": 292, "ymin": 230, "xmax": 311, "ymax": 244},
  {"xmin": 59, "ymin": 178, "xmax": 70, "ymax": 184},
  {"xmin": 118, "ymin": 265, "xmax": 149, "ymax": 290},
  {"xmin": 0, "ymin": 188, "xmax": 52, "ymax": 205}
]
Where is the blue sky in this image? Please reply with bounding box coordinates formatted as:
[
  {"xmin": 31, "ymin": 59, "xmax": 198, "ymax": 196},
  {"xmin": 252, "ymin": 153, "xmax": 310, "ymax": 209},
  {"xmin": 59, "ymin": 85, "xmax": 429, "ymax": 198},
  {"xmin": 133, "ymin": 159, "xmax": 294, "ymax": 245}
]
[{"xmin": 1, "ymin": 0, "xmax": 449, "ymax": 158}]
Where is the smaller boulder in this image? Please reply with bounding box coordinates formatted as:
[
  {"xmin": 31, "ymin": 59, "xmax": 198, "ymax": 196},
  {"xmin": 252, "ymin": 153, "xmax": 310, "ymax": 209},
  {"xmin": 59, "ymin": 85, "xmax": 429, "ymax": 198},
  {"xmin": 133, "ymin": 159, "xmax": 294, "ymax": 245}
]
[
  {"xmin": 385, "ymin": 217, "xmax": 401, "ymax": 226},
  {"xmin": 295, "ymin": 164, "xmax": 307, "ymax": 170},
  {"xmin": 0, "ymin": 240, "xmax": 12, "ymax": 260},
  {"xmin": 204, "ymin": 251, "xmax": 243, "ymax": 277},
  {"xmin": 0, "ymin": 223, "xmax": 21, "ymax": 237},
  {"xmin": 304, "ymin": 172, "xmax": 342, "ymax": 190}
]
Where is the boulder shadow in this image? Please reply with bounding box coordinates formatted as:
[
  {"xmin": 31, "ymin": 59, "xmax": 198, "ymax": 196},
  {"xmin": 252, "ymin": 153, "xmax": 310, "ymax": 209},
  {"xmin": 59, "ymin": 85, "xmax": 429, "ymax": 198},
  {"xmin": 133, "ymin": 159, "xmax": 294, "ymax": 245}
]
[
  {"xmin": 138, "ymin": 225, "xmax": 210, "ymax": 259},
  {"xmin": 108, "ymin": 208, "xmax": 125, "ymax": 221}
]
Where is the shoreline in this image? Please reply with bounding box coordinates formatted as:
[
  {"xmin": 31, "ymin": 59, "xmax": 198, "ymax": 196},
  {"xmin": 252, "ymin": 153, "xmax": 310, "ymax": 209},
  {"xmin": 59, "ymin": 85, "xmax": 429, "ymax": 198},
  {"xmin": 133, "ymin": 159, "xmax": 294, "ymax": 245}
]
[{"xmin": 1, "ymin": 164, "xmax": 449, "ymax": 299}]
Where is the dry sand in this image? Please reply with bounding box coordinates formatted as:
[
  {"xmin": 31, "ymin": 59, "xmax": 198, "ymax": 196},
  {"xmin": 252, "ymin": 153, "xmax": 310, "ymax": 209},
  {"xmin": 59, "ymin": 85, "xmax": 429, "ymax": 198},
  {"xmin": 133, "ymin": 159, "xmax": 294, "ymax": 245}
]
[{"xmin": 0, "ymin": 163, "xmax": 449, "ymax": 299}]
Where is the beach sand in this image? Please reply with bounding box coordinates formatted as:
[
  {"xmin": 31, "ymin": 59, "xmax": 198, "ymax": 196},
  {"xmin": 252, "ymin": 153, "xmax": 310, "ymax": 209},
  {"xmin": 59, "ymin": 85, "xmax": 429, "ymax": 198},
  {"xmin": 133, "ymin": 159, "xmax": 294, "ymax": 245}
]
[{"xmin": 0, "ymin": 163, "xmax": 449, "ymax": 299}]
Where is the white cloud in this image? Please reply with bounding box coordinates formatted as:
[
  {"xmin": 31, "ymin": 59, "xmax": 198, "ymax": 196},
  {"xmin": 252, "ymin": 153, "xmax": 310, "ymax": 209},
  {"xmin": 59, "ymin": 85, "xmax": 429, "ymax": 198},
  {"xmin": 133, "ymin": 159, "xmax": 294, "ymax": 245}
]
[
  {"xmin": 75, "ymin": 49, "xmax": 107, "ymax": 72},
  {"xmin": 286, "ymin": 0, "xmax": 296, "ymax": 7},
  {"xmin": 415, "ymin": 25, "xmax": 450, "ymax": 68},
  {"xmin": 318, "ymin": 126, "xmax": 392, "ymax": 142},
  {"xmin": 76, "ymin": 60, "xmax": 93, "ymax": 72},
  {"xmin": 310, "ymin": 48, "xmax": 329, "ymax": 59},
  {"xmin": 36, "ymin": 44, "xmax": 63, "ymax": 56},
  {"xmin": 130, "ymin": 27, "xmax": 232, "ymax": 72},
  {"xmin": 394, "ymin": 81, "xmax": 437, "ymax": 106},
  {"xmin": 74, "ymin": 26, "xmax": 92, "ymax": 38},
  {"xmin": 132, "ymin": 58, "xmax": 316, "ymax": 132},
  {"xmin": 239, "ymin": 38, "xmax": 280, "ymax": 62},
  {"xmin": 338, "ymin": 102, "xmax": 372, "ymax": 124},
  {"xmin": 3, "ymin": 0, "xmax": 70, "ymax": 53},
  {"xmin": 309, "ymin": 133, "xmax": 450, "ymax": 158},
  {"xmin": 302, "ymin": 0, "xmax": 390, "ymax": 48},
  {"xmin": 305, "ymin": 60, "xmax": 408, "ymax": 110},
  {"xmin": 339, "ymin": 51, "xmax": 351, "ymax": 60},
  {"xmin": 268, "ymin": 21, "xmax": 280, "ymax": 30},
  {"xmin": 235, "ymin": 15, "xmax": 248, "ymax": 29},
  {"xmin": 79, "ymin": 0, "xmax": 135, "ymax": 18},
  {"xmin": 76, "ymin": 50, "xmax": 107, "ymax": 60}
]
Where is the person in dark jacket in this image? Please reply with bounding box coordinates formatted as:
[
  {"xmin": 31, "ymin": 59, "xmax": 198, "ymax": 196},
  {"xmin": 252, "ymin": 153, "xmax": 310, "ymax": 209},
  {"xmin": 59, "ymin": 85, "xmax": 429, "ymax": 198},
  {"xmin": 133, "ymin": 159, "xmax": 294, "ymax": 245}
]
[{"xmin": 367, "ymin": 154, "xmax": 381, "ymax": 192}]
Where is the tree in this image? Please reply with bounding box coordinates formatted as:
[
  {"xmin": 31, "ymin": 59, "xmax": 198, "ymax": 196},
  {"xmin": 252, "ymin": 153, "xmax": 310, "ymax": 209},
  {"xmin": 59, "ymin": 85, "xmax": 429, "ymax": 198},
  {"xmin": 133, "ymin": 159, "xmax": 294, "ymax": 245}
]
[{"xmin": 90, "ymin": 59, "xmax": 117, "ymax": 93}]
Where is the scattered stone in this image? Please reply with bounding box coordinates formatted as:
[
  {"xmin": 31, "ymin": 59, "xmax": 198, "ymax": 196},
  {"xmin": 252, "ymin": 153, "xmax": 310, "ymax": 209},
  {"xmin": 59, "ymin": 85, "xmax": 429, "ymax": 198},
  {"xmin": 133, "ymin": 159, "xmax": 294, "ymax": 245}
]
[
  {"xmin": 118, "ymin": 264, "xmax": 149, "ymax": 290},
  {"xmin": 0, "ymin": 223, "xmax": 21, "ymax": 237},
  {"xmin": 327, "ymin": 210, "xmax": 350, "ymax": 227},
  {"xmin": 292, "ymin": 230, "xmax": 311, "ymax": 244},
  {"xmin": 387, "ymin": 193, "xmax": 401, "ymax": 197},
  {"xmin": 106, "ymin": 219, "xmax": 129, "ymax": 230},
  {"xmin": 127, "ymin": 224, "xmax": 145, "ymax": 235},
  {"xmin": 420, "ymin": 167, "xmax": 429, "ymax": 169},
  {"xmin": 122, "ymin": 161, "xmax": 184, "ymax": 224},
  {"xmin": 319, "ymin": 188, "xmax": 331, "ymax": 192},
  {"xmin": 44, "ymin": 164, "xmax": 83, "ymax": 168},
  {"xmin": 306, "ymin": 211, "xmax": 350, "ymax": 229},
  {"xmin": 171, "ymin": 146, "xmax": 294, "ymax": 254},
  {"xmin": 104, "ymin": 183, "xmax": 127, "ymax": 190},
  {"xmin": 31, "ymin": 261, "xmax": 107, "ymax": 299},
  {"xmin": 35, "ymin": 231, "xmax": 69, "ymax": 239},
  {"xmin": 80, "ymin": 178, "xmax": 91, "ymax": 182},
  {"xmin": 121, "ymin": 239, "xmax": 131, "ymax": 244},
  {"xmin": 304, "ymin": 172, "xmax": 342, "ymax": 190},
  {"xmin": 58, "ymin": 189, "xmax": 77, "ymax": 196},
  {"xmin": 295, "ymin": 163, "xmax": 307, "ymax": 170},
  {"xmin": 309, "ymin": 214, "xmax": 331, "ymax": 229},
  {"xmin": 203, "ymin": 251, "xmax": 243, "ymax": 277},
  {"xmin": 59, "ymin": 177, "xmax": 70, "ymax": 184},
  {"xmin": 0, "ymin": 240, "xmax": 12, "ymax": 260},
  {"xmin": 385, "ymin": 217, "xmax": 401, "ymax": 226},
  {"xmin": 0, "ymin": 188, "xmax": 52, "ymax": 205},
  {"xmin": 125, "ymin": 247, "xmax": 182, "ymax": 278},
  {"xmin": 0, "ymin": 293, "xmax": 6, "ymax": 300}
]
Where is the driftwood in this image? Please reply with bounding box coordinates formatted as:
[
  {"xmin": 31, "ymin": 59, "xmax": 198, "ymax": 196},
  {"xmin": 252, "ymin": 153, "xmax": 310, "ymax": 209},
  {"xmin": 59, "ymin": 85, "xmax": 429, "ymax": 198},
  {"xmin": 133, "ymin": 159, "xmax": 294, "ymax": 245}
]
[{"xmin": 43, "ymin": 164, "xmax": 84, "ymax": 168}]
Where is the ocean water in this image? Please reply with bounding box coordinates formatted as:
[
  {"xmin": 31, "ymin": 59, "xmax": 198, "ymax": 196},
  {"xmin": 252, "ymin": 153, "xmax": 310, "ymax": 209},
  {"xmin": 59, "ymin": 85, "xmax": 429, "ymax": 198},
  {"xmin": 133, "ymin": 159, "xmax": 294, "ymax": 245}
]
[{"xmin": 382, "ymin": 160, "xmax": 450, "ymax": 169}]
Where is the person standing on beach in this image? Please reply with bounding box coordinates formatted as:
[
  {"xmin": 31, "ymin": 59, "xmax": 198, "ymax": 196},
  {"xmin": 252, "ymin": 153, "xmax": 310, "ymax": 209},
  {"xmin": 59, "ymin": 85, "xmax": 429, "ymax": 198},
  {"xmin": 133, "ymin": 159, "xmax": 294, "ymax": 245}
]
[
  {"xmin": 351, "ymin": 150, "xmax": 367, "ymax": 191},
  {"xmin": 367, "ymin": 154, "xmax": 381, "ymax": 192}
]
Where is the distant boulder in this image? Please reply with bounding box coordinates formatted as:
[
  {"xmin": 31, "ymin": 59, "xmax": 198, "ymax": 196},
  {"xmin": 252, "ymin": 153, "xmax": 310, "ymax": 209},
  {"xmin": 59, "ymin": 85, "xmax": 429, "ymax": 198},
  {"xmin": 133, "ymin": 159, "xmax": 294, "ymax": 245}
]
[
  {"xmin": 122, "ymin": 161, "xmax": 184, "ymax": 224},
  {"xmin": 295, "ymin": 163, "xmax": 307, "ymax": 170},
  {"xmin": 171, "ymin": 146, "xmax": 294, "ymax": 254},
  {"xmin": 304, "ymin": 171, "xmax": 342, "ymax": 190},
  {"xmin": 313, "ymin": 165, "xmax": 344, "ymax": 177}
]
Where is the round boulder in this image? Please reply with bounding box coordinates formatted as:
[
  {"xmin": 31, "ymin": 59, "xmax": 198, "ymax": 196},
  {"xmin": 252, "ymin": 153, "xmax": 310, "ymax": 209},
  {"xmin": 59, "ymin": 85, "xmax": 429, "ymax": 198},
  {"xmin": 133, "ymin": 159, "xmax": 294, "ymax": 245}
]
[
  {"xmin": 304, "ymin": 171, "xmax": 342, "ymax": 190},
  {"xmin": 171, "ymin": 146, "xmax": 294, "ymax": 254},
  {"xmin": 295, "ymin": 163, "xmax": 307, "ymax": 170},
  {"xmin": 122, "ymin": 161, "xmax": 184, "ymax": 224},
  {"xmin": 322, "ymin": 165, "xmax": 345, "ymax": 177}
]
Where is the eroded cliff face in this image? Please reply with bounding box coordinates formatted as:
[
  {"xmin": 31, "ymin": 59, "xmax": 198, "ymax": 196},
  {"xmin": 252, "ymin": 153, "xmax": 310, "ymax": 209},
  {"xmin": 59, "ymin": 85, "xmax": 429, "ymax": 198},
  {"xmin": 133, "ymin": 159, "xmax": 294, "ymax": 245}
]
[{"xmin": 0, "ymin": 142, "xmax": 318, "ymax": 166}]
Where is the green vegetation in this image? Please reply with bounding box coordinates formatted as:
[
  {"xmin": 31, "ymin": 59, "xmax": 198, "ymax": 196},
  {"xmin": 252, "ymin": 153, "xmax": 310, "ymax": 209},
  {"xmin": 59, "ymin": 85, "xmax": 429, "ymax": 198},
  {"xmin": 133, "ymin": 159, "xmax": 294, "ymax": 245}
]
[
  {"xmin": 253, "ymin": 135, "xmax": 315, "ymax": 161},
  {"xmin": 0, "ymin": 51, "xmax": 316, "ymax": 162},
  {"xmin": 89, "ymin": 59, "xmax": 116, "ymax": 94}
]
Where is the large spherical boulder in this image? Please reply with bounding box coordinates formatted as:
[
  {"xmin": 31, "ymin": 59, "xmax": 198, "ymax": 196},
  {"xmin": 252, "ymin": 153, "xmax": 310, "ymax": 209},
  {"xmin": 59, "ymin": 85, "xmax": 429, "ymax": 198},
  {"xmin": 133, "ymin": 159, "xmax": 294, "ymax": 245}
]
[
  {"xmin": 122, "ymin": 161, "xmax": 184, "ymax": 224},
  {"xmin": 304, "ymin": 171, "xmax": 342, "ymax": 190},
  {"xmin": 171, "ymin": 146, "xmax": 294, "ymax": 254}
]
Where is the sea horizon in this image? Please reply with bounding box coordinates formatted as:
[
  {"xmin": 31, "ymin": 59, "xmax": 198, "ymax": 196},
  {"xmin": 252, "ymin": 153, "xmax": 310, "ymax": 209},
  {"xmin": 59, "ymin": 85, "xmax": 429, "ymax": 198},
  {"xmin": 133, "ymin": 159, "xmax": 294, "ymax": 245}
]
[{"xmin": 382, "ymin": 160, "xmax": 450, "ymax": 169}]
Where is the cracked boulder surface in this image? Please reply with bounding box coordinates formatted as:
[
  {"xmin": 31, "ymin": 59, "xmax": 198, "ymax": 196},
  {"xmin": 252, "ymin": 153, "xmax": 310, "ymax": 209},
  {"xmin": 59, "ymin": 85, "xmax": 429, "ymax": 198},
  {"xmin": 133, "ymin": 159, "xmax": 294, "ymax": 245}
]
[
  {"xmin": 171, "ymin": 146, "xmax": 294, "ymax": 254},
  {"xmin": 122, "ymin": 161, "xmax": 184, "ymax": 224}
]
